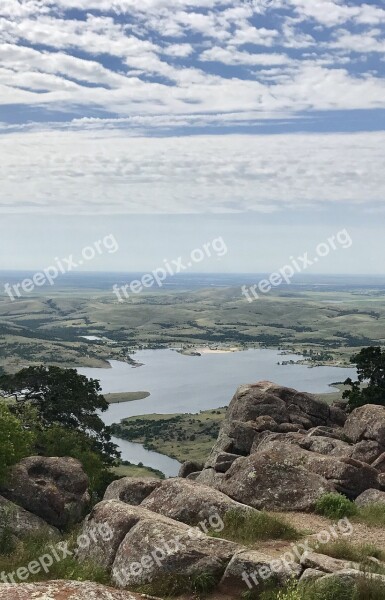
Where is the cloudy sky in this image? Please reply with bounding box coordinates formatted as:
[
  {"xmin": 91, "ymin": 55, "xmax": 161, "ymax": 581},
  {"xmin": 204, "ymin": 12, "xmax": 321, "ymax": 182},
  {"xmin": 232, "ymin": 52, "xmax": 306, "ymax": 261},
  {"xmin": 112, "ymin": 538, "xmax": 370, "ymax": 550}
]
[{"xmin": 1, "ymin": 0, "xmax": 384, "ymax": 273}]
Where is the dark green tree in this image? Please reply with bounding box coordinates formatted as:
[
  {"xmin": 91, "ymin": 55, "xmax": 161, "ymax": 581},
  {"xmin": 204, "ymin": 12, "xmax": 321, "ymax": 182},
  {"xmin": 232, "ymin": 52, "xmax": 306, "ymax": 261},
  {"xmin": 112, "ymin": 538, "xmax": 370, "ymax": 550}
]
[
  {"xmin": 343, "ymin": 346, "xmax": 385, "ymax": 410},
  {"xmin": 0, "ymin": 365, "xmax": 118, "ymax": 463}
]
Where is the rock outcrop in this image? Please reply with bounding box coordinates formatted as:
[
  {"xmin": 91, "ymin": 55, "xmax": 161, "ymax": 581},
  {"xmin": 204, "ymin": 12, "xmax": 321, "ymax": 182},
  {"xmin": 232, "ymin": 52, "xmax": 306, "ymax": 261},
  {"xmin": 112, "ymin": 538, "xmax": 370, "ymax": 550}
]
[
  {"xmin": 0, "ymin": 581, "xmax": 158, "ymax": 599},
  {"xmin": 0, "ymin": 456, "xmax": 89, "ymax": 528},
  {"xmin": 190, "ymin": 382, "xmax": 385, "ymax": 510}
]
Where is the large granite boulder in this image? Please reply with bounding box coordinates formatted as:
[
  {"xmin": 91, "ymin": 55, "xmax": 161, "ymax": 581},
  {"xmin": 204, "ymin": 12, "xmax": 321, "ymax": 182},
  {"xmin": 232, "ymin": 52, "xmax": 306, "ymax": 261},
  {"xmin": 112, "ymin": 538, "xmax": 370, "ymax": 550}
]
[
  {"xmin": 219, "ymin": 548, "xmax": 302, "ymax": 592},
  {"xmin": 246, "ymin": 437, "xmax": 379, "ymax": 499},
  {"xmin": 0, "ymin": 581, "xmax": 157, "ymax": 599},
  {"xmin": 0, "ymin": 456, "xmax": 89, "ymax": 529},
  {"xmin": 355, "ymin": 488, "xmax": 385, "ymax": 507},
  {"xmin": 140, "ymin": 477, "xmax": 259, "ymax": 525},
  {"xmin": 77, "ymin": 499, "xmax": 239, "ymax": 590},
  {"xmin": 112, "ymin": 513, "xmax": 238, "ymax": 589},
  {"xmin": 344, "ymin": 404, "xmax": 385, "ymax": 446},
  {"xmin": 104, "ymin": 477, "xmax": 161, "ymax": 505},
  {"xmin": 0, "ymin": 495, "xmax": 59, "ymax": 541},
  {"xmin": 216, "ymin": 447, "xmax": 334, "ymax": 511}
]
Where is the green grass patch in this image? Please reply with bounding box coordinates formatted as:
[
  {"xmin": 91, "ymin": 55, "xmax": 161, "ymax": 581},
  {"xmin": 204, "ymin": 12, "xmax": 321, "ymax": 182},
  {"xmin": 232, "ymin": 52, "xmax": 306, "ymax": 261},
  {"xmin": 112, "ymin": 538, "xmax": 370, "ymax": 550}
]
[
  {"xmin": 318, "ymin": 539, "xmax": 385, "ymax": 565},
  {"xmin": 260, "ymin": 574, "xmax": 385, "ymax": 600},
  {"xmin": 209, "ymin": 509, "xmax": 299, "ymax": 544},
  {"xmin": 315, "ymin": 493, "xmax": 358, "ymax": 519},
  {"xmin": 134, "ymin": 571, "xmax": 218, "ymax": 598},
  {"xmin": 0, "ymin": 530, "xmax": 109, "ymax": 585},
  {"xmin": 355, "ymin": 504, "xmax": 385, "ymax": 528}
]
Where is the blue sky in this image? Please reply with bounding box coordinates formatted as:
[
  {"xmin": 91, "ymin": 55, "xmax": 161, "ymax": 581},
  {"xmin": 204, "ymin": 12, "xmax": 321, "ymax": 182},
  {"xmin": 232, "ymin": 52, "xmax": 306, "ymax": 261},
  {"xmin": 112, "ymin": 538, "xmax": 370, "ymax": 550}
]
[{"xmin": 1, "ymin": 0, "xmax": 385, "ymax": 272}]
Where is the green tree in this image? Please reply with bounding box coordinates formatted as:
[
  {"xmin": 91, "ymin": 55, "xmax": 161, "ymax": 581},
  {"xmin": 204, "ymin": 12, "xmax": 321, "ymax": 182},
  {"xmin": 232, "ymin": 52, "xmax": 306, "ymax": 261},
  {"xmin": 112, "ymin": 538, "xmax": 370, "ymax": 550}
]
[
  {"xmin": 0, "ymin": 366, "xmax": 118, "ymax": 463},
  {"xmin": 0, "ymin": 404, "xmax": 35, "ymax": 484},
  {"xmin": 343, "ymin": 346, "xmax": 385, "ymax": 410}
]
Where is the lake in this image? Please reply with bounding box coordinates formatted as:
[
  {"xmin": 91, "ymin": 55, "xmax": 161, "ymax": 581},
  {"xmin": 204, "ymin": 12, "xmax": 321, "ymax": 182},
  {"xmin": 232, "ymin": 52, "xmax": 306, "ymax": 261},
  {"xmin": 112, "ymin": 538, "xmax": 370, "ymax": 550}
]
[{"xmin": 78, "ymin": 348, "xmax": 357, "ymax": 476}]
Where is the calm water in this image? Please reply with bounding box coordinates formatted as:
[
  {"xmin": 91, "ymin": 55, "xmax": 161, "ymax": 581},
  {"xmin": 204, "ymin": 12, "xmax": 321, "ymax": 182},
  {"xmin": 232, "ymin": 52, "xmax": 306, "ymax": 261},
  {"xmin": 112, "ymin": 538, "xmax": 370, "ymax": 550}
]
[{"xmin": 78, "ymin": 349, "xmax": 356, "ymax": 476}]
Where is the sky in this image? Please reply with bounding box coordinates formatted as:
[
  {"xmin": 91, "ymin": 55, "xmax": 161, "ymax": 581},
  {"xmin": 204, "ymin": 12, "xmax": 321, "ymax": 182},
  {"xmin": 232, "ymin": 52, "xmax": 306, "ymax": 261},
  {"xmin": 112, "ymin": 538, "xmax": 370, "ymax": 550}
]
[{"xmin": 1, "ymin": 0, "xmax": 385, "ymax": 273}]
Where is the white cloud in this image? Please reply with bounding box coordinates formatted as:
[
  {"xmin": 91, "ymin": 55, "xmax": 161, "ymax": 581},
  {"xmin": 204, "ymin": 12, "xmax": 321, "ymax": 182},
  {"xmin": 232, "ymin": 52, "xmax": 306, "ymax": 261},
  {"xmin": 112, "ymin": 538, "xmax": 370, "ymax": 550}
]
[{"xmin": 1, "ymin": 130, "xmax": 384, "ymax": 215}]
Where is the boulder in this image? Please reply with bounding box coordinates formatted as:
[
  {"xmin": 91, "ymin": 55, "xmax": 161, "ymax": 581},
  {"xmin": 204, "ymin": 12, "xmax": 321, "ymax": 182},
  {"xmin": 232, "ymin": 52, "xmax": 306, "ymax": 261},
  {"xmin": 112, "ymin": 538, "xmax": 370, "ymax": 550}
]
[
  {"xmin": 219, "ymin": 548, "xmax": 302, "ymax": 592},
  {"xmin": 111, "ymin": 515, "xmax": 238, "ymax": 589},
  {"xmin": 300, "ymin": 551, "xmax": 359, "ymax": 573},
  {"xmin": 355, "ymin": 488, "xmax": 385, "ymax": 507},
  {"xmin": 103, "ymin": 477, "xmax": 161, "ymax": 505},
  {"xmin": 249, "ymin": 437, "xmax": 378, "ymax": 499},
  {"xmin": 0, "ymin": 581, "xmax": 157, "ymax": 599},
  {"xmin": 225, "ymin": 382, "xmax": 333, "ymax": 428},
  {"xmin": 344, "ymin": 405, "xmax": 385, "ymax": 446},
  {"xmin": 77, "ymin": 500, "xmax": 169, "ymax": 569},
  {"xmin": 178, "ymin": 461, "xmax": 203, "ymax": 478},
  {"xmin": 309, "ymin": 569, "xmax": 385, "ymax": 590},
  {"xmin": 0, "ymin": 456, "xmax": 89, "ymax": 529},
  {"xmin": 140, "ymin": 477, "xmax": 259, "ymax": 525},
  {"xmin": 299, "ymin": 568, "xmax": 325, "ymax": 583},
  {"xmin": 0, "ymin": 495, "xmax": 59, "ymax": 541},
  {"xmin": 351, "ymin": 441, "xmax": 384, "ymax": 464},
  {"xmin": 77, "ymin": 498, "xmax": 239, "ymax": 589},
  {"xmin": 217, "ymin": 447, "xmax": 334, "ymax": 511}
]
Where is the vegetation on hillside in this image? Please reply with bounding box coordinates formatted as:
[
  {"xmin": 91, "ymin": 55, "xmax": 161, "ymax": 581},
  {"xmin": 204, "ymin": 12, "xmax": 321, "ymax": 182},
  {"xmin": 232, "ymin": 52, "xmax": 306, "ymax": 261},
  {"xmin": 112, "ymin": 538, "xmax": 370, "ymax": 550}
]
[{"xmin": 0, "ymin": 365, "xmax": 120, "ymax": 499}]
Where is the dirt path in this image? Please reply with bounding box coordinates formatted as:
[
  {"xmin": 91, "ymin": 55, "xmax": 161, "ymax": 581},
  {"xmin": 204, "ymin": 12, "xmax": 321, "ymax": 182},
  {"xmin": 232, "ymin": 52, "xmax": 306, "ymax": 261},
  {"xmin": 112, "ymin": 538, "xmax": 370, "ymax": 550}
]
[{"xmin": 256, "ymin": 511, "xmax": 385, "ymax": 557}]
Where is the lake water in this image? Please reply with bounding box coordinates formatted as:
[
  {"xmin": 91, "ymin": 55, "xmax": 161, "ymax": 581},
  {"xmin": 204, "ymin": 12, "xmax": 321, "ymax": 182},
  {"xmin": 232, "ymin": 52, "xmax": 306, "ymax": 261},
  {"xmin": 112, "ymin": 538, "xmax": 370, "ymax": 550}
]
[{"xmin": 78, "ymin": 348, "xmax": 356, "ymax": 476}]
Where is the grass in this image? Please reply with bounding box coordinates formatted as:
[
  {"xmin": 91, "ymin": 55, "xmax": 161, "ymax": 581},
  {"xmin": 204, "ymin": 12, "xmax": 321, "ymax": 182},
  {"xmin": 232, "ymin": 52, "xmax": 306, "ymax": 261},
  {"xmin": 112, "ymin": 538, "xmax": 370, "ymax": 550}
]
[
  {"xmin": 110, "ymin": 461, "xmax": 165, "ymax": 479},
  {"xmin": 208, "ymin": 509, "xmax": 300, "ymax": 544},
  {"xmin": 260, "ymin": 574, "xmax": 385, "ymax": 600},
  {"xmin": 134, "ymin": 571, "xmax": 219, "ymax": 598},
  {"xmin": 111, "ymin": 408, "xmax": 226, "ymax": 463},
  {"xmin": 315, "ymin": 493, "xmax": 358, "ymax": 519},
  {"xmin": 317, "ymin": 539, "xmax": 385, "ymax": 565},
  {"xmin": 0, "ymin": 530, "xmax": 109, "ymax": 585},
  {"xmin": 354, "ymin": 504, "xmax": 385, "ymax": 528},
  {"xmin": 104, "ymin": 391, "xmax": 150, "ymax": 404}
]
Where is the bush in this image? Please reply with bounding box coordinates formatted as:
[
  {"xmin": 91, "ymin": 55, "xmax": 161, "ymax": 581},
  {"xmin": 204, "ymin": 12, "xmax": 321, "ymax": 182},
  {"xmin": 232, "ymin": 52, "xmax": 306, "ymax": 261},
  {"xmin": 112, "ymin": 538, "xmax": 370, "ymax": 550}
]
[
  {"xmin": 209, "ymin": 509, "xmax": 299, "ymax": 544},
  {"xmin": 0, "ymin": 404, "xmax": 35, "ymax": 484},
  {"xmin": 315, "ymin": 493, "xmax": 358, "ymax": 519}
]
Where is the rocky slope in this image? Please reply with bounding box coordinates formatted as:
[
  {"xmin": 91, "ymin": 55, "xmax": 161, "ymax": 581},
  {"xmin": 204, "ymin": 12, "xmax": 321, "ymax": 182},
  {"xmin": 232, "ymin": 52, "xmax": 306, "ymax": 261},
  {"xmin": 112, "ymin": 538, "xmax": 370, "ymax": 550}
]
[{"xmin": 1, "ymin": 381, "xmax": 385, "ymax": 599}]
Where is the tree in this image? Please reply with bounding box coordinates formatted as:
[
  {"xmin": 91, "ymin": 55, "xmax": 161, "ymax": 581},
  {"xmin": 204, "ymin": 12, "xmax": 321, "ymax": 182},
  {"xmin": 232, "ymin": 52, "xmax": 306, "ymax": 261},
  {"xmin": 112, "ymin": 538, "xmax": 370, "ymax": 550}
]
[
  {"xmin": 0, "ymin": 366, "xmax": 119, "ymax": 463},
  {"xmin": 343, "ymin": 346, "xmax": 385, "ymax": 410},
  {"xmin": 0, "ymin": 404, "xmax": 35, "ymax": 484}
]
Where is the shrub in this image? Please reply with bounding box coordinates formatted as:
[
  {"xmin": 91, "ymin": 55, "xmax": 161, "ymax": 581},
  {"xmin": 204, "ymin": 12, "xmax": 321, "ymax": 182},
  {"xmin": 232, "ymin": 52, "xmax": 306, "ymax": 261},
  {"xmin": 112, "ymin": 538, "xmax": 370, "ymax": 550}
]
[
  {"xmin": 209, "ymin": 509, "xmax": 299, "ymax": 544},
  {"xmin": 0, "ymin": 404, "xmax": 35, "ymax": 484},
  {"xmin": 315, "ymin": 493, "xmax": 358, "ymax": 519}
]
